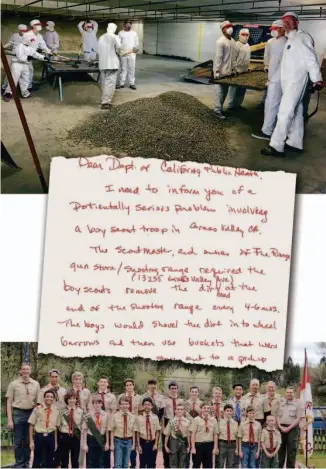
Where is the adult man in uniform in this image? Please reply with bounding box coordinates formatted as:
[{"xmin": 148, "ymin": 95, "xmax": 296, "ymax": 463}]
[
  {"xmin": 6, "ymin": 363, "xmax": 40, "ymax": 468},
  {"xmin": 163, "ymin": 381, "xmax": 183, "ymax": 468},
  {"xmin": 141, "ymin": 378, "xmax": 166, "ymax": 421},
  {"xmin": 118, "ymin": 379, "xmax": 143, "ymax": 468},
  {"xmin": 277, "ymin": 386, "xmax": 304, "ymax": 468},
  {"xmin": 263, "ymin": 381, "xmax": 282, "ymax": 420},
  {"xmin": 39, "ymin": 368, "xmax": 66, "ymax": 410}
]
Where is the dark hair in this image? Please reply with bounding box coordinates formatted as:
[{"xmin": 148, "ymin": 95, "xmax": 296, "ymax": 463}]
[
  {"xmin": 246, "ymin": 406, "xmax": 255, "ymax": 413},
  {"xmin": 49, "ymin": 369, "xmax": 60, "ymax": 376},
  {"xmin": 124, "ymin": 19, "xmax": 132, "ymax": 25},
  {"xmin": 44, "ymin": 389, "xmax": 56, "ymax": 399},
  {"xmin": 119, "ymin": 396, "xmax": 131, "ymax": 405},
  {"xmin": 168, "ymin": 381, "xmax": 178, "ymax": 389},
  {"xmin": 142, "ymin": 397, "xmax": 153, "ymax": 406},
  {"xmin": 232, "ymin": 383, "xmax": 243, "ymax": 390},
  {"xmin": 99, "ymin": 376, "xmax": 109, "ymax": 382},
  {"xmin": 190, "ymin": 386, "xmax": 199, "ymax": 391},
  {"xmin": 124, "ymin": 379, "xmax": 135, "ymax": 386},
  {"xmin": 224, "ymin": 404, "xmax": 233, "ymax": 412},
  {"xmin": 64, "ymin": 390, "xmax": 77, "ymax": 405},
  {"xmin": 148, "ymin": 379, "xmax": 157, "ymax": 385},
  {"xmin": 200, "ymin": 402, "xmax": 211, "ymax": 409}
]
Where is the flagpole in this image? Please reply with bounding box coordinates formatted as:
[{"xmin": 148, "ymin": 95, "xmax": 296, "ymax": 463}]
[{"xmin": 305, "ymin": 349, "xmax": 308, "ymax": 468}]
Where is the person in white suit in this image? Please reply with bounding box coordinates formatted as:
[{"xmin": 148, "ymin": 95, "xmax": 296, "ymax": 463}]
[
  {"xmin": 98, "ymin": 23, "xmax": 121, "ymax": 109},
  {"xmin": 78, "ymin": 19, "xmax": 98, "ymax": 61},
  {"xmin": 213, "ymin": 20, "xmax": 237, "ymax": 119},
  {"xmin": 2, "ymin": 24, "xmax": 28, "ymax": 93},
  {"xmin": 252, "ymin": 19, "xmax": 287, "ymax": 140},
  {"xmin": 117, "ymin": 19, "xmax": 139, "ymax": 90},
  {"xmin": 28, "ymin": 19, "xmax": 52, "ymax": 89},
  {"xmin": 228, "ymin": 28, "xmax": 251, "ymax": 110},
  {"xmin": 261, "ymin": 12, "xmax": 323, "ymax": 156}
]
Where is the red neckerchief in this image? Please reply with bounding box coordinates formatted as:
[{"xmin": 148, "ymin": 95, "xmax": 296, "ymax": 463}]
[
  {"xmin": 192, "ymin": 402, "xmax": 196, "ymax": 417},
  {"xmin": 215, "ymin": 402, "xmax": 220, "ymax": 418},
  {"xmin": 268, "ymin": 429, "xmax": 274, "ymax": 450},
  {"xmin": 171, "ymin": 397, "xmax": 177, "ymax": 416},
  {"xmin": 249, "ymin": 421, "xmax": 255, "ymax": 444},
  {"xmin": 95, "ymin": 412, "xmax": 101, "ymax": 430},
  {"xmin": 45, "ymin": 408, "xmax": 52, "ymax": 429},
  {"xmin": 123, "ymin": 413, "xmax": 128, "ymax": 438},
  {"xmin": 227, "ymin": 420, "xmax": 231, "ymax": 444},
  {"xmin": 201, "ymin": 413, "xmax": 209, "ymax": 433},
  {"xmin": 69, "ymin": 408, "xmax": 74, "ymax": 436},
  {"xmin": 146, "ymin": 414, "xmax": 152, "ymax": 440}
]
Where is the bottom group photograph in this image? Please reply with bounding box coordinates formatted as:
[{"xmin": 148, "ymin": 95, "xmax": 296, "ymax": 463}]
[{"xmin": 1, "ymin": 342, "xmax": 325, "ymax": 469}]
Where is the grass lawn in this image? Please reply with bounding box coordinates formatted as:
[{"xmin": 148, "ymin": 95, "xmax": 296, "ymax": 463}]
[
  {"xmin": 297, "ymin": 452, "xmax": 326, "ymax": 468},
  {"xmin": 1, "ymin": 449, "xmax": 14, "ymax": 467}
]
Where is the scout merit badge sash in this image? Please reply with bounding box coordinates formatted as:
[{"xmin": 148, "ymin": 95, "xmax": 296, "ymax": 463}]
[
  {"xmin": 170, "ymin": 418, "xmax": 188, "ymax": 443},
  {"xmin": 84, "ymin": 412, "xmax": 105, "ymax": 449},
  {"xmin": 62, "ymin": 409, "xmax": 81, "ymax": 439},
  {"xmin": 183, "ymin": 400, "xmax": 199, "ymax": 418}
]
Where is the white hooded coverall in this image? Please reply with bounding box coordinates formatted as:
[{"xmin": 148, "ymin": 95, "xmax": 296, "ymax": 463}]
[
  {"xmin": 2, "ymin": 31, "xmax": 25, "ymax": 90},
  {"xmin": 118, "ymin": 29, "xmax": 139, "ymax": 86},
  {"xmin": 214, "ymin": 35, "xmax": 236, "ymax": 112},
  {"xmin": 98, "ymin": 24, "xmax": 121, "ymax": 105},
  {"xmin": 28, "ymin": 32, "xmax": 51, "ymax": 88},
  {"xmin": 5, "ymin": 41, "xmax": 44, "ymax": 97},
  {"xmin": 78, "ymin": 20, "xmax": 98, "ymax": 61},
  {"xmin": 44, "ymin": 31, "xmax": 60, "ymax": 53},
  {"xmin": 261, "ymin": 36, "xmax": 287, "ymax": 136},
  {"xmin": 228, "ymin": 39, "xmax": 251, "ymax": 109},
  {"xmin": 269, "ymin": 29, "xmax": 322, "ymax": 152}
]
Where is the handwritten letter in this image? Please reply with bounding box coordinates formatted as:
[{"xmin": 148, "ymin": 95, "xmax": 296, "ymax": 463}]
[{"xmin": 38, "ymin": 156, "xmax": 296, "ymax": 370}]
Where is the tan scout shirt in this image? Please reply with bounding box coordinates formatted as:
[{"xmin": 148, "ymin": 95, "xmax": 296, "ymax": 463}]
[
  {"xmin": 243, "ymin": 393, "xmax": 264, "ymax": 420},
  {"xmin": 278, "ymin": 399, "xmax": 304, "ymax": 425},
  {"xmin": 226, "ymin": 397, "xmax": 247, "ymax": 422},
  {"xmin": 73, "ymin": 387, "xmax": 91, "ymax": 411},
  {"xmin": 141, "ymin": 391, "xmax": 166, "ymax": 414},
  {"xmin": 238, "ymin": 419, "xmax": 262, "ymax": 443},
  {"xmin": 118, "ymin": 393, "xmax": 143, "ymax": 415},
  {"xmin": 210, "ymin": 400, "xmax": 225, "ymax": 420},
  {"xmin": 59, "ymin": 407, "xmax": 87, "ymax": 434},
  {"xmin": 263, "ymin": 393, "xmax": 282, "ymax": 417},
  {"xmin": 217, "ymin": 418, "xmax": 239, "ymax": 441},
  {"xmin": 190, "ymin": 415, "xmax": 218, "ymax": 443},
  {"xmin": 86, "ymin": 410, "xmax": 110, "ymax": 436},
  {"xmin": 136, "ymin": 412, "xmax": 161, "ymax": 440},
  {"xmin": 164, "ymin": 396, "xmax": 184, "ymax": 420},
  {"xmin": 28, "ymin": 405, "xmax": 60, "ymax": 433},
  {"xmin": 185, "ymin": 399, "xmax": 203, "ymax": 421},
  {"xmin": 112, "ymin": 411, "xmax": 136, "ymax": 438},
  {"xmin": 261, "ymin": 427, "xmax": 281, "ymax": 450},
  {"xmin": 39, "ymin": 385, "xmax": 67, "ymax": 411},
  {"xmin": 165, "ymin": 416, "xmax": 191, "ymax": 439},
  {"xmin": 93, "ymin": 392, "xmax": 117, "ymax": 414},
  {"xmin": 6, "ymin": 378, "xmax": 40, "ymax": 410}
]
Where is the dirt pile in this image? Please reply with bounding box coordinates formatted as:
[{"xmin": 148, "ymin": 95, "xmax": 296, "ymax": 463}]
[{"xmin": 68, "ymin": 91, "xmax": 236, "ymax": 164}]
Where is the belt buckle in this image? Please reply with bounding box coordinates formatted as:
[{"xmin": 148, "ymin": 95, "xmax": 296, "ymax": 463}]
[{"xmin": 43, "ymin": 433, "xmax": 48, "ymax": 437}]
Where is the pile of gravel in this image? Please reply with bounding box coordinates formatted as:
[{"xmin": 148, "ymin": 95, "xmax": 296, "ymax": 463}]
[
  {"xmin": 68, "ymin": 91, "xmax": 236, "ymax": 165},
  {"xmin": 214, "ymin": 70, "xmax": 267, "ymax": 91}
]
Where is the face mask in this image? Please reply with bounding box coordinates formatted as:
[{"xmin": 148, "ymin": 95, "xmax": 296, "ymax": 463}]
[
  {"xmin": 271, "ymin": 30, "xmax": 279, "ymax": 38},
  {"xmin": 240, "ymin": 35, "xmax": 248, "ymax": 43},
  {"xmin": 36, "ymin": 25, "xmax": 42, "ymax": 32},
  {"xmin": 226, "ymin": 27, "xmax": 233, "ymax": 36}
]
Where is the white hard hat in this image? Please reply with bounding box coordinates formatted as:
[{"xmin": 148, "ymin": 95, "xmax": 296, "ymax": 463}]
[
  {"xmin": 46, "ymin": 20, "xmax": 55, "ymax": 27},
  {"xmin": 271, "ymin": 19, "xmax": 284, "ymax": 28},
  {"xmin": 107, "ymin": 22, "xmax": 117, "ymax": 34},
  {"xmin": 220, "ymin": 20, "xmax": 233, "ymax": 30},
  {"xmin": 18, "ymin": 24, "xmax": 28, "ymax": 31},
  {"xmin": 240, "ymin": 28, "xmax": 250, "ymax": 35},
  {"xmin": 30, "ymin": 19, "xmax": 42, "ymax": 27},
  {"xmin": 282, "ymin": 11, "xmax": 299, "ymax": 20}
]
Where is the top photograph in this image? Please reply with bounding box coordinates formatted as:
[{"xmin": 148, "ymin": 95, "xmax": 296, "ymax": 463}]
[{"xmin": 1, "ymin": 0, "xmax": 325, "ymax": 194}]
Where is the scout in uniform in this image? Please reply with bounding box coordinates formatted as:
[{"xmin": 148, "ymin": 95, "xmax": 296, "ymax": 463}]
[
  {"xmin": 84, "ymin": 394, "xmax": 110, "ymax": 469},
  {"xmin": 183, "ymin": 386, "xmax": 202, "ymax": 468},
  {"xmin": 28, "ymin": 389, "xmax": 60, "ymax": 468},
  {"xmin": 6, "ymin": 363, "xmax": 41, "ymax": 468},
  {"xmin": 216, "ymin": 404, "xmax": 239, "ymax": 469},
  {"xmin": 118, "ymin": 379, "xmax": 142, "ymax": 468},
  {"xmin": 136, "ymin": 397, "xmax": 161, "ymax": 468},
  {"xmin": 243, "ymin": 379, "xmax": 265, "ymax": 425},
  {"xmin": 164, "ymin": 403, "xmax": 191, "ymax": 469},
  {"xmin": 38, "ymin": 369, "xmax": 66, "ymax": 468},
  {"xmin": 111, "ymin": 396, "xmax": 136, "ymax": 469},
  {"xmin": 162, "ymin": 381, "xmax": 183, "ymax": 469},
  {"xmin": 190, "ymin": 402, "xmax": 218, "ymax": 469},
  {"xmin": 238, "ymin": 406, "xmax": 262, "ymax": 469},
  {"xmin": 263, "ymin": 382, "xmax": 282, "ymax": 420},
  {"xmin": 58, "ymin": 390, "xmax": 87, "ymax": 469},
  {"xmin": 95, "ymin": 376, "xmax": 117, "ymax": 468},
  {"xmin": 71, "ymin": 371, "xmax": 92, "ymax": 411},
  {"xmin": 210, "ymin": 386, "xmax": 225, "ymax": 420},
  {"xmin": 141, "ymin": 378, "xmax": 166, "ymax": 421},
  {"xmin": 277, "ymin": 386, "xmax": 304, "ymax": 469},
  {"xmin": 260, "ymin": 415, "xmax": 281, "ymax": 468}
]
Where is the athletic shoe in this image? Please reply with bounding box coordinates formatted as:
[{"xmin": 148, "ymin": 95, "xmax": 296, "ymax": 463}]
[
  {"xmin": 101, "ymin": 103, "xmax": 113, "ymax": 110},
  {"xmin": 3, "ymin": 93, "xmax": 12, "ymax": 102},
  {"xmin": 251, "ymin": 131, "xmax": 271, "ymax": 141},
  {"xmin": 130, "ymin": 85, "xmax": 137, "ymax": 90},
  {"xmin": 285, "ymin": 143, "xmax": 303, "ymax": 153},
  {"xmin": 214, "ymin": 110, "xmax": 226, "ymax": 120},
  {"xmin": 261, "ymin": 145, "xmax": 285, "ymax": 157},
  {"xmin": 116, "ymin": 85, "xmax": 124, "ymax": 89}
]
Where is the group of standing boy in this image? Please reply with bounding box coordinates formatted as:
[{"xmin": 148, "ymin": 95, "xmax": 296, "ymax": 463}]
[{"xmin": 6, "ymin": 363, "xmax": 305, "ymax": 468}]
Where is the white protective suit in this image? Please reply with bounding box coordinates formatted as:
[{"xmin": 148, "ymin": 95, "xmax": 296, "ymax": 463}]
[
  {"xmin": 228, "ymin": 33, "xmax": 251, "ymax": 109},
  {"xmin": 78, "ymin": 20, "xmax": 98, "ymax": 61},
  {"xmin": 28, "ymin": 31, "xmax": 51, "ymax": 88},
  {"xmin": 270, "ymin": 29, "xmax": 322, "ymax": 152},
  {"xmin": 98, "ymin": 23, "xmax": 121, "ymax": 105},
  {"xmin": 2, "ymin": 26, "xmax": 27, "ymax": 90},
  {"xmin": 4, "ymin": 34, "xmax": 45, "ymax": 98},
  {"xmin": 44, "ymin": 22, "xmax": 60, "ymax": 53},
  {"xmin": 261, "ymin": 35, "xmax": 287, "ymax": 135},
  {"xmin": 118, "ymin": 29, "xmax": 139, "ymax": 86},
  {"xmin": 214, "ymin": 34, "xmax": 236, "ymax": 113}
]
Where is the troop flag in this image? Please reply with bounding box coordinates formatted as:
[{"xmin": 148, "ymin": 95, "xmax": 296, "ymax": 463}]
[{"xmin": 299, "ymin": 349, "xmax": 314, "ymax": 459}]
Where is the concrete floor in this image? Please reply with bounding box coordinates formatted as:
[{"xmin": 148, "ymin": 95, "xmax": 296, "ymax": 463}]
[{"xmin": 1, "ymin": 55, "xmax": 326, "ymax": 194}]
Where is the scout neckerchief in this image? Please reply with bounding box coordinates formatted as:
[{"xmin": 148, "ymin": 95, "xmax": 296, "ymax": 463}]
[
  {"xmin": 201, "ymin": 413, "xmax": 210, "ymax": 433},
  {"xmin": 84, "ymin": 411, "xmax": 105, "ymax": 448},
  {"xmin": 215, "ymin": 402, "xmax": 220, "ymax": 419},
  {"xmin": 45, "ymin": 408, "xmax": 52, "ymax": 429},
  {"xmin": 227, "ymin": 420, "xmax": 231, "ymax": 444},
  {"xmin": 268, "ymin": 429, "xmax": 274, "ymax": 450},
  {"xmin": 98, "ymin": 391, "xmax": 107, "ymax": 410},
  {"xmin": 145, "ymin": 413, "xmax": 152, "ymax": 440},
  {"xmin": 249, "ymin": 421, "xmax": 255, "ymax": 445},
  {"xmin": 126, "ymin": 393, "xmax": 134, "ymax": 413},
  {"xmin": 268, "ymin": 394, "xmax": 275, "ymax": 409},
  {"xmin": 123, "ymin": 413, "xmax": 128, "ymax": 438},
  {"xmin": 148, "ymin": 392, "xmax": 158, "ymax": 415},
  {"xmin": 62, "ymin": 408, "xmax": 81, "ymax": 438}
]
